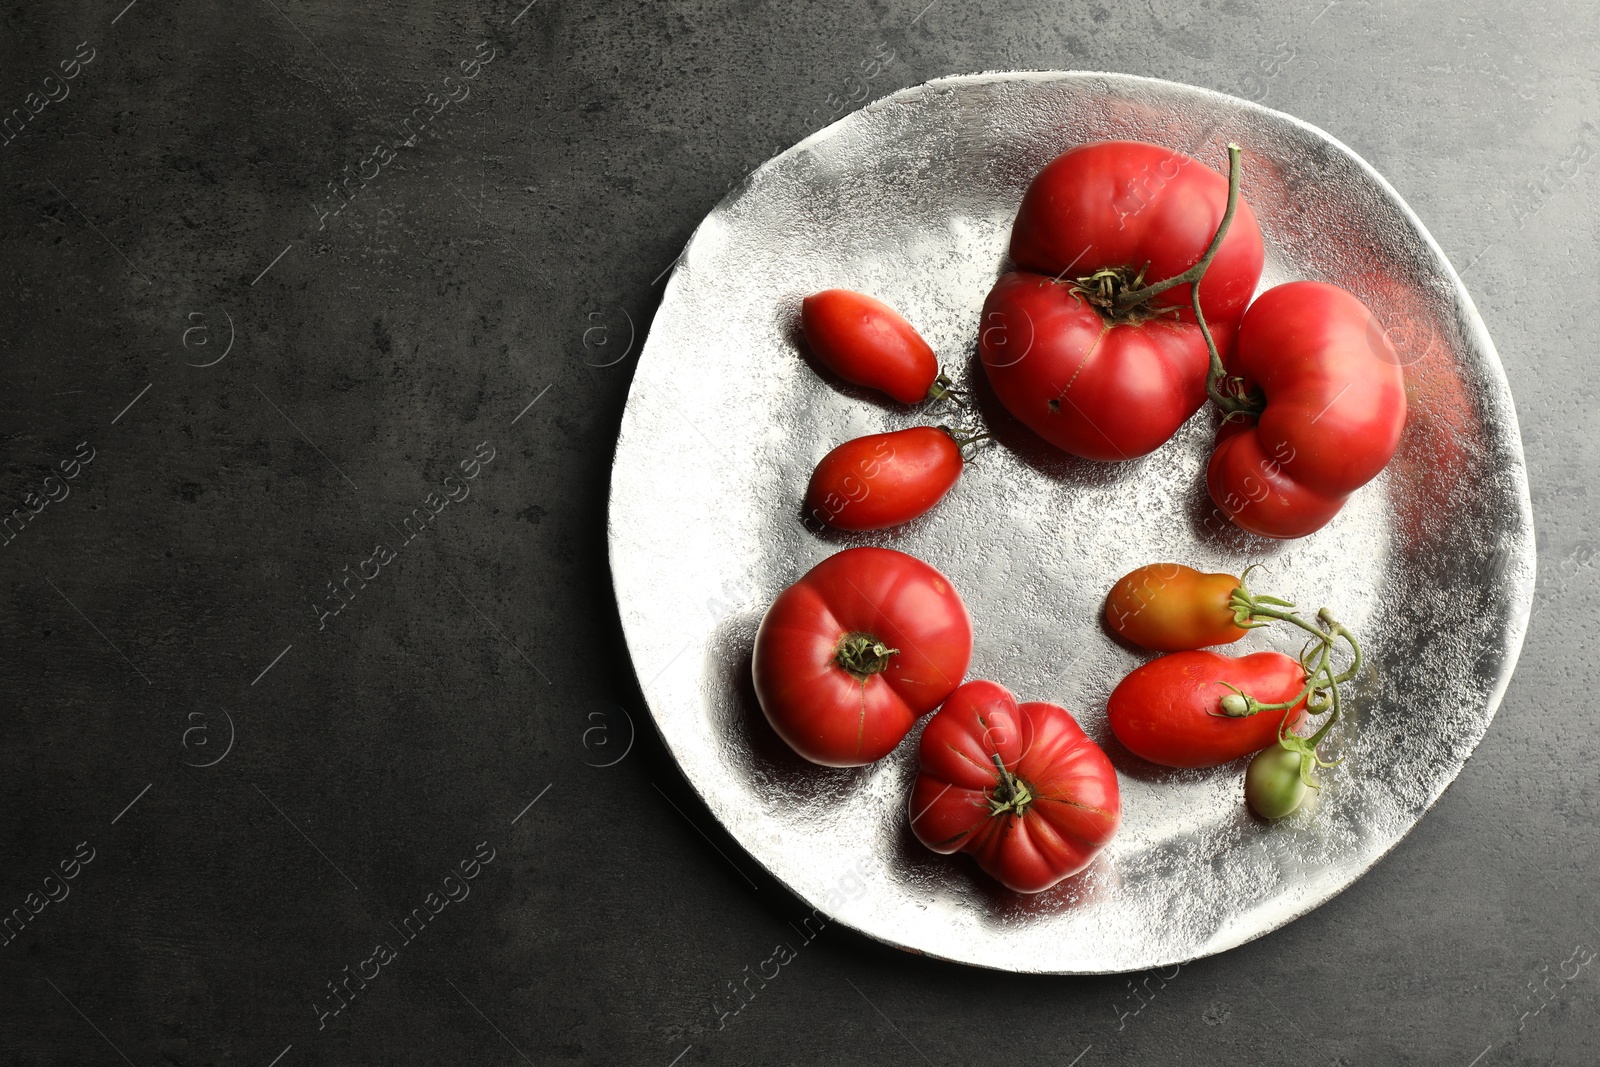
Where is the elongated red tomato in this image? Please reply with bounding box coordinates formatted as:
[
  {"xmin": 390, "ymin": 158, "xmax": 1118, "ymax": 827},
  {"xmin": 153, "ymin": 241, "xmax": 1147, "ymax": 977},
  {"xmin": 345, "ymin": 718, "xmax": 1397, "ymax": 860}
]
[
  {"xmin": 805, "ymin": 427, "xmax": 962, "ymax": 531},
  {"xmin": 981, "ymin": 140, "xmax": 1264, "ymax": 460},
  {"xmin": 752, "ymin": 547, "xmax": 972, "ymax": 766},
  {"xmin": 910, "ymin": 680, "xmax": 1120, "ymax": 894},
  {"xmin": 1107, "ymin": 650, "xmax": 1306, "ymax": 768},
  {"xmin": 1104, "ymin": 564, "xmax": 1246, "ymax": 651},
  {"xmin": 1208, "ymin": 281, "xmax": 1407, "ymax": 538},
  {"xmin": 801, "ymin": 290, "xmax": 944, "ymax": 404}
]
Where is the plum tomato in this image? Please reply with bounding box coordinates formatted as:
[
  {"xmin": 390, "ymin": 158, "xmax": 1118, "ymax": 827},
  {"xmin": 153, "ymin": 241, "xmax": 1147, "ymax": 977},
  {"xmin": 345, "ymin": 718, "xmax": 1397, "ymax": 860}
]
[
  {"xmin": 909, "ymin": 679, "xmax": 1120, "ymax": 893},
  {"xmin": 752, "ymin": 547, "xmax": 972, "ymax": 766},
  {"xmin": 1106, "ymin": 650, "xmax": 1308, "ymax": 768},
  {"xmin": 1104, "ymin": 563, "xmax": 1247, "ymax": 651},
  {"xmin": 800, "ymin": 289, "xmax": 950, "ymax": 404},
  {"xmin": 804, "ymin": 426, "xmax": 975, "ymax": 532}
]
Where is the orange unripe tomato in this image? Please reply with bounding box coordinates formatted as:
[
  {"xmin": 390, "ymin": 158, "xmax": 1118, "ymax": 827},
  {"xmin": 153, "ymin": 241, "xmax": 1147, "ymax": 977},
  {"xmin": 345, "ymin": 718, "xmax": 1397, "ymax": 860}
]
[{"xmin": 1104, "ymin": 564, "xmax": 1246, "ymax": 651}]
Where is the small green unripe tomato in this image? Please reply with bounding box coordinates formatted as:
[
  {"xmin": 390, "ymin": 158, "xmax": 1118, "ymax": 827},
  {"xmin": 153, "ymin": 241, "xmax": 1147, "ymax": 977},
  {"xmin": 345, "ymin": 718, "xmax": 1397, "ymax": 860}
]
[
  {"xmin": 1245, "ymin": 745, "xmax": 1309, "ymax": 819},
  {"xmin": 1219, "ymin": 692, "xmax": 1251, "ymax": 717}
]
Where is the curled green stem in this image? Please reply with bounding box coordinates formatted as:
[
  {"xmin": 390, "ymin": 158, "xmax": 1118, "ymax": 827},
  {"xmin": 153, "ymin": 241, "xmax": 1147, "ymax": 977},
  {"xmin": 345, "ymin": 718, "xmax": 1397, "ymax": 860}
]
[
  {"xmin": 1211, "ymin": 571, "xmax": 1362, "ymax": 791},
  {"xmin": 1214, "ymin": 574, "xmax": 1361, "ymax": 724},
  {"xmin": 1318, "ymin": 609, "xmax": 1363, "ymax": 685}
]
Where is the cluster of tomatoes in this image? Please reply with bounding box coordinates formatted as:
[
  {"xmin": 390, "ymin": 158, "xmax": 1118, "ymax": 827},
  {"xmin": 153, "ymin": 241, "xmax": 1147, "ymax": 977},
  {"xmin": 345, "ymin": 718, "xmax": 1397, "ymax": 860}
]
[{"xmin": 753, "ymin": 139, "xmax": 1405, "ymax": 895}]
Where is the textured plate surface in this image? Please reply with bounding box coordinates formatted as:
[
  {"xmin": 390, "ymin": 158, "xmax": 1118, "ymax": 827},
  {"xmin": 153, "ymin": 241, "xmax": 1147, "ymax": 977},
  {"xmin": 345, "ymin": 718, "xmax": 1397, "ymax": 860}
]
[{"xmin": 607, "ymin": 72, "xmax": 1535, "ymax": 974}]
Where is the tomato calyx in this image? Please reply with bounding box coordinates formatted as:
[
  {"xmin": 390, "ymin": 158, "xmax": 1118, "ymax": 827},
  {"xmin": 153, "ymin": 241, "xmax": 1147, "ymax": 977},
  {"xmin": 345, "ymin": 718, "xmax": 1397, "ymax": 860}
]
[
  {"xmin": 1225, "ymin": 566, "xmax": 1299, "ymax": 630},
  {"xmin": 1061, "ymin": 142, "xmax": 1254, "ymax": 334},
  {"xmin": 1063, "ymin": 263, "xmax": 1183, "ymax": 327},
  {"xmin": 833, "ymin": 631, "xmax": 900, "ymax": 682},
  {"xmin": 926, "ymin": 371, "xmax": 963, "ymax": 405},
  {"xmin": 1275, "ymin": 707, "xmax": 1344, "ymax": 790},
  {"xmin": 986, "ymin": 752, "xmax": 1036, "ymax": 818}
]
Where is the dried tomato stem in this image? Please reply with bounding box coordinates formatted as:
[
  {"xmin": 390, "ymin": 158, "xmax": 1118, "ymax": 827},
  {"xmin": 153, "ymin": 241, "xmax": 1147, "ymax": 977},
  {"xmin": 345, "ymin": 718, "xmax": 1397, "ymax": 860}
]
[
  {"xmin": 926, "ymin": 372, "xmax": 963, "ymax": 405},
  {"xmin": 833, "ymin": 632, "xmax": 898, "ymax": 681},
  {"xmin": 987, "ymin": 752, "xmax": 1034, "ymax": 818},
  {"xmin": 938, "ymin": 426, "xmax": 993, "ymax": 452}
]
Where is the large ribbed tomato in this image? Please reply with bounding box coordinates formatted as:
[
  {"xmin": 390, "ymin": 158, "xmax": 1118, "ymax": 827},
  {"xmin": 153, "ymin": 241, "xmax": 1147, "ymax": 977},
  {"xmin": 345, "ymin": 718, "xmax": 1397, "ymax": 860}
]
[
  {"xmin": 980, "ymin": 140, "xmax": 1264, "ymax": 460},
  {"xmin": 1208, "ymin": 281, "xmax": 1408, "ymax": 538},
  {"xmin": 752, "ymin": 547, "xmax": 972, "ymax": 767},
  {"xmin": 909, "ymin": 680, "xmax": 1120, "ymax": 893}
]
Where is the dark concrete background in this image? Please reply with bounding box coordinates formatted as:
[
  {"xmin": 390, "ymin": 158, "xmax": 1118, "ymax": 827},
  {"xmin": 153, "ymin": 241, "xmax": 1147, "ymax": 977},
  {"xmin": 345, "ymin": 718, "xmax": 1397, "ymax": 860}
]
[{"xmin": 1, "ymin": 0, "xmax": 1595, "ymax": 1064}]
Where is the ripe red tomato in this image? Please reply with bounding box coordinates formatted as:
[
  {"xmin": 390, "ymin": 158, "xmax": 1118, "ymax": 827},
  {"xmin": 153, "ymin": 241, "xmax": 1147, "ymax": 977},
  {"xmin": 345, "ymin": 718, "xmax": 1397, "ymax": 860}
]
[
  {"xmin": 981, "ymin": 140, "xmax": 1264, "ymax": 460},
  {"xmin": 752, "ymin": 547, "xmax": 972, "ymax": 767},
  {"xmin": 909, "ymin": 680, "xmax": 1120, "ymax": 894},
  {"xmin": 1104, "ymin": 564, "xmax": 1246, "ymax": 651},
  {"xmin": 800, "ymin": 289, "xmax": 946, "ymax": 404},
  {"xmin": 1106, "ymin": 650, "xmax": 1307, "ymax": 768},
  {"xmin": 805, "ymin": 427, "xmax": 964, "ymax": 531},
  {"xmin": 1208, "ymin": 281, "xmax": 1407, "ymax": 538}
]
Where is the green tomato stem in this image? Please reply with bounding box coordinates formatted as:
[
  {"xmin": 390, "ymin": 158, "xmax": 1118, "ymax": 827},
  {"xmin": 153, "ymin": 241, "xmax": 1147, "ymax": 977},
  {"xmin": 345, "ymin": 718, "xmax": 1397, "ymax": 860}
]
[
  {"xmin": 1213, "ymin": 575, "xmax": 1362, "ymax": 799},
  {"xmin": 1115, "ymin": 143, "xmax": 1244, "ymax": 310}
]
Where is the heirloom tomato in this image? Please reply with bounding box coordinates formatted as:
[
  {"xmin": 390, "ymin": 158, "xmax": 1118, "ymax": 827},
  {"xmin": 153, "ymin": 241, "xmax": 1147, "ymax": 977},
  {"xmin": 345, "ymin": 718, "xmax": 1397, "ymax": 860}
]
[
  {"xmin": 800, "ymin": 289, "xmax": 951, "ymax": 404},
  {"xmin": 752, "ymin": 547, "xmax": 972, "ymax": 767},
  {"xmin": 980, "ymin": 141, "xmax": 1264, "ymax": 460},
  {"xmin": 1207, "ymin": 281, "xmax": 1407, "ymax": 538},
  {"xmin": 909, "ymin": 680, "xmax": 1120, "ymax": 894},
  {"xmin": 1107, "ymin": 650, "xmax": 1307, "ymax": 768}
]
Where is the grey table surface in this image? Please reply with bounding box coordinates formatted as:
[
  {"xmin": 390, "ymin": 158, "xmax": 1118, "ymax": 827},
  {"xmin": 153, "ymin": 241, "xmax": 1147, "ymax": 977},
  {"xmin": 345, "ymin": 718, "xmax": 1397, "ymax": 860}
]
[{"xmin": 1, "ymin": 1, "xmax": 1594, "ymax": 1065}]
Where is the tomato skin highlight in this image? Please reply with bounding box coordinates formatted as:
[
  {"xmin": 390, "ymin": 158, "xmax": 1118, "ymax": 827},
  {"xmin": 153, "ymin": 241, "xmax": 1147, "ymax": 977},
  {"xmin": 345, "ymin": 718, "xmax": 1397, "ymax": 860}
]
[
  {"xmin": 800, "ymin": 290, "xmax": 940, "ymax": 404},
  {"xmin": 1106, "ymin": 650, "xmax": 1307, "ymax": 768},
  {"xmin": 1208, "ymin": 281, "xmax": 1408, "ymax": 538},
  {"xmin": 910, "ymin": 680, "xmax": 1121, "ymax": 894},
  {"xmin": 1104, "ymin": 563, "xmax": 1246, "ymax": 651},
  {"xmin": 981, "ymin": 141, "xmax": 1265, "ymax": 461},
  {"xmin": 805, "ymin": 427, "xmax": 963, "ymax": 531},
  {"xmin": 752, "ymin": 547, "xmax": 973, "ymax": 767}
]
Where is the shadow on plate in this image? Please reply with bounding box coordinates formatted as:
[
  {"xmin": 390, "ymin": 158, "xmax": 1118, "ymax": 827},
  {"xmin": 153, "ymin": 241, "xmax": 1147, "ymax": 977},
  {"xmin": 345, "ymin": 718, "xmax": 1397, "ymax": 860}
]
[
  {"xmin": 703, "ymin": 612, "xmax": 876, "ymax": 810},
  {"xmin": 1097, "ymin": 727, "xmax": 1221, "ymax": 787},
  {"xmin": 783, "ymin": 311, "xmax": 919, "ymax": 415},
  {"xmin": 960, "ymin": 346, "xmax": 1150, "ymax": 488},
  {"xmin": 1176, "ymin": 417, "xmax": 1290, "ymax": 558},
  {"xmin": 886, "ymin": 807, "xmax": 1121, "ymax": 919}
]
